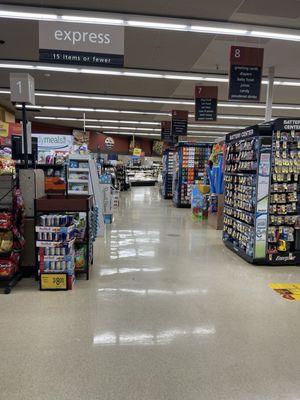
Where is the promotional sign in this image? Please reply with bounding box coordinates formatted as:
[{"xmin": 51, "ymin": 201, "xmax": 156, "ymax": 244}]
[
  {"xmin": 195, "ymin": 86, "xmax": 218, "ymax": 121},
  {"xmin": 73, "ymin": 130, "xmax": 89, "ymax": 147},
  {"xmin": 40, "ymin": 273, "xmax": 67, "ymax": 290},
  {"xmin": 39, "ymin": 21, "xmax": 124, "ymax": 67},
  {"xmin": 0, "ymin": 122, "xmax": 22, "ymax": 146},
  {"xmin": 171, "ymin": 110, "xmax": 188, "ymax": 136},
  {"xmin": 229, "ymin": 46, "xmax": 264, "ymax": 101},
  {"xmin": 133, "ymin": 148, "xmax": 142, "ymax": 157},
  {"xmin": 32, "ymin": 133, "xmax": 73, "ymax": 151},
  {"xmin": 254, "ymin": 141, "xmax": 271, "ymax": 259}
]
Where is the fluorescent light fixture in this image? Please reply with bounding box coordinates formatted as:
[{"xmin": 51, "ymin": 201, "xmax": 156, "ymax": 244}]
[
  {"xmin": 1, "ymin": 6, "xmax": 300, "ymax": 44},
  {"xmin": 190, "ymin": 26, "xmax": 248, "ymax": 35},
  {"xmin": 61, "ymin": 15, "xmax": 124, "ymax": 25},
  {"xmin": 0, "ymin": 10, "xmax": 57, "ymax": 20},
  {"xmin": 127, "ymin": 20, "xmax": 187, "ymax": 30},
  {"xmin": 80, "ymin": 69, "xmax": 122, "ymax": 76},
  {"xmin": 123, "ymin": 72, "xmax": 164, "ymax": 78},
  {"xmin": 1, "ymin": 61, "xmax": 300, "ymax": 87},
  {"xmin": 164, "ymin": 74, "xmax": 206, "ymax": 81},
  {"xmin": 6, "ymin": 89, "xmax": 300, "ymax": 112},
  {"xmin": 250, "ymin": 30, "xmax": 300, "ymax": 42}
]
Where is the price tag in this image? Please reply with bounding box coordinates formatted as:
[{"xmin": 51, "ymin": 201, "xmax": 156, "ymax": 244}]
[{"xmin": 40, "ymin": 273, "xmax": 67, "ymax": 290}]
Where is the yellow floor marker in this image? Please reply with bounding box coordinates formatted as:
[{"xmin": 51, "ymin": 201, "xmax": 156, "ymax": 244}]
[{"xmin": 269, "ymin": 283, "xmax": 300, "ymax": 301}]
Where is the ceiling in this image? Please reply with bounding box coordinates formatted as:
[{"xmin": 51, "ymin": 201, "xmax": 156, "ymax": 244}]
[{"xmin": 0, "ymin": 1, "xmax": 300, "ymax": 140}]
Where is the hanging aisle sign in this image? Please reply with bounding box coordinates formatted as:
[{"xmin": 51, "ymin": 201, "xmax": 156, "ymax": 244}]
[
  {"xmin": 39, "ymin": 21, "xmax": 124, "ymax": 67},
  {"xmin": 195, "ymin": 86, "xmax": 218, "ymax": 121},
  {"xmin": 171, "ymin": 110, "xmax": 188, "ymax": 136},
  {"xmin": 228, "ymin": 46, "xmax": 264, "ymax": 101},
  {"xmin": 161, "ymin": 121, "xmax": 172, "ymax": 143}
]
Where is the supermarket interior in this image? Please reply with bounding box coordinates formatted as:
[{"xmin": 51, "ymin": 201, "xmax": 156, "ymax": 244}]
[{"xmin": 0, "ymin": 1, "xmax": 300, "ymax": 399}]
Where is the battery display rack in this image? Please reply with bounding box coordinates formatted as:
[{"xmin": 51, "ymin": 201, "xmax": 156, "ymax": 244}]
[
  {"xmin": 162, "ymin": 149, "xmax": 174, "ymax": 199},
  {"xmin": 172, "ymin": 142, "xmax": 211, "ymax": 207},
  {"xmin": 223, "ymin": 119, "xmax": 300, "ymax": 265}
]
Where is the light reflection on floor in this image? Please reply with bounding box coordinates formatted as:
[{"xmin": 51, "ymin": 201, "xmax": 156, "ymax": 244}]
[{"xmin": 93, "ymin": 326, "xmax": 216, "ymax": 346}]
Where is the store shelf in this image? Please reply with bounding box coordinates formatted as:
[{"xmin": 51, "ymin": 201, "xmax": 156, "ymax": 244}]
[
  {"xmin": 68, "ymin": 179, "xmax": 89, "ymax": 183},
  {"xmin": 68, "ymin": 190, "xmax": 89, "ymax": 195},
  {"xmin": 69, "ymin": 168, "xmax": 89, "ymax": 172}
]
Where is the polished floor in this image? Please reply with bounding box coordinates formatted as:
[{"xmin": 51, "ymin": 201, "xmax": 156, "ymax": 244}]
[{"xmin": 1, "ymin": 186, "xmax": 300, "ymax": 400}]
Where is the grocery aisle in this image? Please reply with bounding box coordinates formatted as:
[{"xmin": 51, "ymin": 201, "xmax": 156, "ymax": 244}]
[{"xmin": 1, "ymin": 186, "xmax": 300, "ymax": 400}]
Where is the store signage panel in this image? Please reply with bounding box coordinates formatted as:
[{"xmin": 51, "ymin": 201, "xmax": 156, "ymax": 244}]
[
  {"xmin": 39, "ymin": 21, "xmax": 124, "ymax": 67},
  {"xmin": 274, "ymin": 119, "xmax": 300, "ymax": 131},
  {"xmin": 226, "ymin": 126, "xmax": 258, "ymax": 143},
  {"xmin": 195, "ymin": 86, "xmax": 218, "ymax": 121},
  {"xmin": 32, "ymin": 133, "xmax": 73, "ymax": 151},
  {"xmin": 228, "ymin": 46, "xmax": 264, "ymax": 101},
  {"xmin": 171, "ymin": 110, "xmax": 188, "ymax": 136},
  {"xmin": 161, "ymin": 121, "xmax": 172, "ymax": 143}
]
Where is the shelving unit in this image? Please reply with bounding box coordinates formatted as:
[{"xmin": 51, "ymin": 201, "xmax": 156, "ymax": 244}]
[
  {"xmin": 126, "ymin": 166, "xmax": 158, "ymax": 186},
  {"xmin": 223, "ymin": 119, "xmax": 300, "ymax": 265},
  {"xmin": 162, "ymin": 149, "xmax": 174, "ymax": 199},
  {"xmin": 0, "ymin": 172, "xmax": 25, "ymax": 294},
  {"xmin": 67, "ymin": 154, "xmax": 105, "ymax": 236},
  {"xmin": 35, "ymin": 195, "xmax": 94, "ymax": 283},
  {"xmin": 172, "ymin": 142, "xmax": 211, "ymax": 207}
]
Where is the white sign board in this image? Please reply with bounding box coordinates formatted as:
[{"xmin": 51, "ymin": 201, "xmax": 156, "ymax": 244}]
[
  {"xmin": 39, "ymin": 21, "xmax": 124, "ymax": 67},
  {"xmin": 32, "ymin": 134, "xmax": 73, "ymax": 152}
]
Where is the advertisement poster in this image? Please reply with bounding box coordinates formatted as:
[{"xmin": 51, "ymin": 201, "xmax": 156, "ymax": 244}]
[
  {"xmin": 32, "ymin": 133, "xmax": 73, "ymax": 152},
  {"xmin": 195, "ymin": 86, "xmax": 218, "ymax": 121},
  {"xmin": 73, "ymin": 130, "xmax": 89, "ymax": 147},
  {"xmin": 229, "ymin": 46, "xmax": 264, "ymax": 101}
]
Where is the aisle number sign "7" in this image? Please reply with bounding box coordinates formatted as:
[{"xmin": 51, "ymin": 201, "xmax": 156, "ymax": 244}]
[{"xmin": 9, "ymin": 73, "xmax": 35, "ymax": 105}]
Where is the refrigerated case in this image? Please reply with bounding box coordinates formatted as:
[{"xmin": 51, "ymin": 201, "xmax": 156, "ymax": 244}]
[
  {"xmin": 172, "ymin": 142, "xmax": 211, "ymax": 207},
  {"xmin": 223, "ymin": 118, "xmax": 300, "ymax": 265},
  {"xmin": 161, "ymin": 148, "xmax": 174, "ymax": 199}
]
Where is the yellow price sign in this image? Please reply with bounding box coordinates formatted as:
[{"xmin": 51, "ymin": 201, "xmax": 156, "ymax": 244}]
[
  {"xmin": 133, "ymin": 148, "xmax": 142, "ymax": 156},
  {"xmin": 0, "ymin": 121, "xmax": 9, "ymax": 138},
  {"xmin": 40, "ymin": 273, "xmax": 67, "ymax": 290}
]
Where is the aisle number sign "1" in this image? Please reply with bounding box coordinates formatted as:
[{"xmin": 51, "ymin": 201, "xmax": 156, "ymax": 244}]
[
  {"xmin": 9, "ymin": 73, "xmax": 35, "ymax": 105},
  {"xmin": 40, "ymin": 273, "xmax": 68, "ymax": 290},
  {"xmin": 228, "ymin": 46, "xmax": 264, "ymax": 102}
]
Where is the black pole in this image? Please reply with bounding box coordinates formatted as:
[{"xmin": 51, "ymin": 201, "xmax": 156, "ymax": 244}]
[{"xmin": 21, "ymin": 103, "xmax": 29, "ymax": 168}]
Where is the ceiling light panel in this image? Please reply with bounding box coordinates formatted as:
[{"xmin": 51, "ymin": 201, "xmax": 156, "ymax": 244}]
[
  {"xmin": 2, "ymin": 61, "xmax": 300, "ymax": 87},
  {"xmin": 1, "ymin": 5, "xmax": 300, "ymax": 43}
]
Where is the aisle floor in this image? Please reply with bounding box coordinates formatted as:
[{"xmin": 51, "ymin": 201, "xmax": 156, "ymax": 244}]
[{"xmin": 1, "ymin": 187, "xmax": 300, "ymax": 400}]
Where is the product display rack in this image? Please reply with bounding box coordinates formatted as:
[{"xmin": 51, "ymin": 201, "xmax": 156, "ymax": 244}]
[
  {"xmin": 0, "ymin": 173, "xmax": 25, "ymax": 294},
  {"xmin": 126, "ymin": 166, "xmax": 158, "ymax": 186},
  {"xmin": 223, "ymin": 119, "xmax": 300, "ymax": 265},
  {"xmin": 35, "ymin": 195, "xmax": 94, "ymax": 286},
  {"xmin": 162, "ymin": 148, "xmax": 174, "ymax": 199},
  {"xmin": 172, "ymin": 142, "xmax": 211, "ymax": 207}
]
